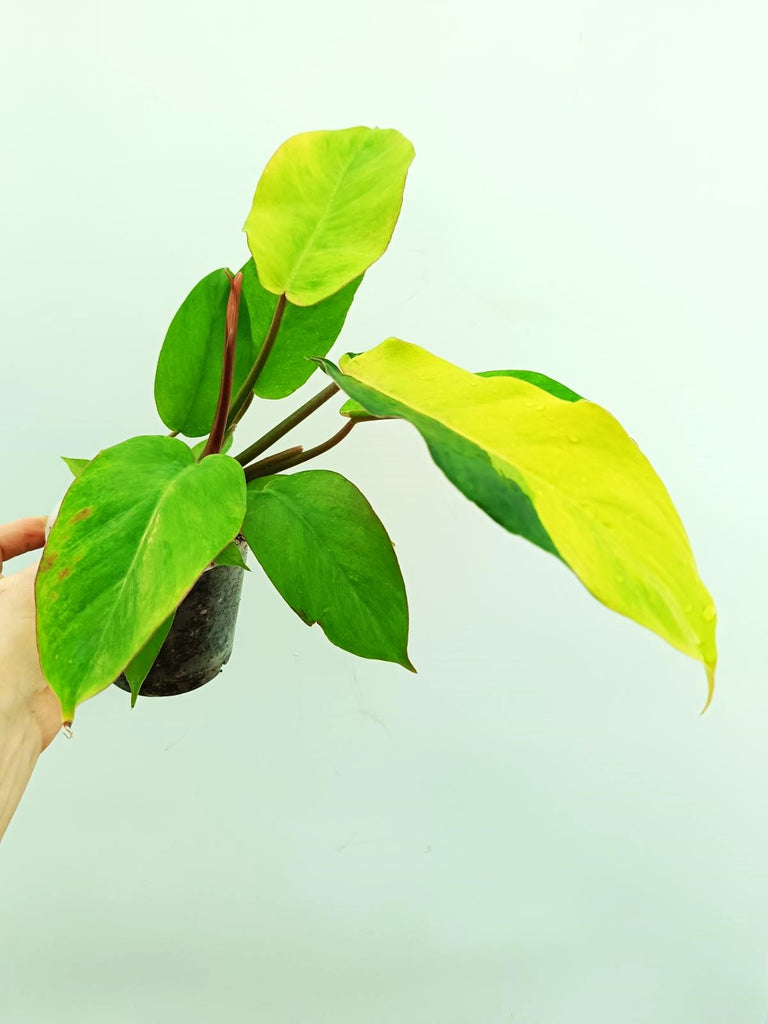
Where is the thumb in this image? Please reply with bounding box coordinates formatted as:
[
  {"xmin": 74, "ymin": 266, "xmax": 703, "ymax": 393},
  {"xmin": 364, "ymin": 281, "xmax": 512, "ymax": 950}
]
[{"xmin": 0, "ymin": 517, "xmax": 48, "ymax": 578}]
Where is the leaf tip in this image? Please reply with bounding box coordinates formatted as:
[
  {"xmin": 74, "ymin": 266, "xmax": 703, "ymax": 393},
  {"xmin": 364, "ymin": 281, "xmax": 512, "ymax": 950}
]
[
  {"xmin": 699, "ymin": 663, "xmax": 716, "ymax": 715},
  {"xmin": 310, "ymin": 356, "xmax": 333, "ymax": 373}
]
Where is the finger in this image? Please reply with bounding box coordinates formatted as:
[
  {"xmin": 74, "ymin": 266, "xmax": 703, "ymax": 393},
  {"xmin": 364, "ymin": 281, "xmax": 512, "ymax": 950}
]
[{"xmin": 0, "ymin": 517, "xmax": 48, "ymax": 570}]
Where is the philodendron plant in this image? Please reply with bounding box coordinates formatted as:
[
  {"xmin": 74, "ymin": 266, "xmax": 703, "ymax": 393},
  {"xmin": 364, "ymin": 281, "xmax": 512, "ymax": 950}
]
[{"xmin": 37, "ymin": 126, "xmax": 717, "ymax": 727}]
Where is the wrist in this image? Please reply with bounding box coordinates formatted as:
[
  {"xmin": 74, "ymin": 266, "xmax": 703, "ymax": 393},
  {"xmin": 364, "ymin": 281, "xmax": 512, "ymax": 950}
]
[{"xmin": 0, "ymin": 696, "xmax": 44, "ymax": 841}]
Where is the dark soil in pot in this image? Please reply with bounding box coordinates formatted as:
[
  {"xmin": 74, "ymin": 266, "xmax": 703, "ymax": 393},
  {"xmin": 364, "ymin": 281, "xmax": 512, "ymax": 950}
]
[{"xmin": 113, "ymin": 537, "xmax": 248, "ymax": 698}]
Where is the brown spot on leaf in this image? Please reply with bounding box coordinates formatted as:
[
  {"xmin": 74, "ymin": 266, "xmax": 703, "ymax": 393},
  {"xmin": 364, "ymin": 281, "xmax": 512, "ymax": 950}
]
[
  {"xmin": 49, "ymin": 591, "xmax": 59, "ymax": 601},
  {"xmin": 71, "ymin": 507, "xmax": 92, "ymax": 522},
  {"xmin": 40, "ymin": 550, "xmax": 59, "ymax": 572},
  {"xmin": 57, "ymin": 567, "xmax": 71, "ymax": 581}
]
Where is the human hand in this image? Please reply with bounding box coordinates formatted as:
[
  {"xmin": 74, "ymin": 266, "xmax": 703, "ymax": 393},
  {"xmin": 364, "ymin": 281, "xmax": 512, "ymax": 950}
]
[{"xmin": 0, "ymin": 517, "xmax": 62, "ymax": 839}]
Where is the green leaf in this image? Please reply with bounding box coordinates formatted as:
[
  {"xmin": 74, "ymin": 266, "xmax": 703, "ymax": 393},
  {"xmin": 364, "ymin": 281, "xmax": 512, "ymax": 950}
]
[
  {"xmin": 339, "ymin": 396, "xmax": 387, "ymax": 421},
  {"xmin": 316, "ymin": 340, "xmax": 717, "ymax": 702},
  {"xmin": 125, "ymin": 612, "xmax": 175, "ymax": 707},
  {"xmin": 154, "ymin": 269, "xmax": 257, "ymax": 437},
  {"xmin": 36, "ymin": 437, "xmax": 246, "ymax": 722},
  {"xmin": 213, "ymin": 540, "xmax": 250, "ymax": 570},
  {"xmin": 62, "ymin": 457, "xmax": 90, "ymax": 479},
  {"xmin": 244, "ymin": 127, "xmax": 415, "ymax": 306},
  {"xmin": 243, "ymin": 470, "xmax": 412, "ymax": 669},
  {"xmin": 238, "ymin": 259, "xmax": 362, "ymax": 399}
]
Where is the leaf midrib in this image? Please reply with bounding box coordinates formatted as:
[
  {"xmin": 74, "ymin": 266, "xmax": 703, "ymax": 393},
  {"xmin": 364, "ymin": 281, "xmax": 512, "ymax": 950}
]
[
  {"xmin": 79, "ymin": 456, "xmax": 210, "ymax": 683},
  {"xmin": 283, "ymin": 133, "xmax": 373, "ymax": 292}
]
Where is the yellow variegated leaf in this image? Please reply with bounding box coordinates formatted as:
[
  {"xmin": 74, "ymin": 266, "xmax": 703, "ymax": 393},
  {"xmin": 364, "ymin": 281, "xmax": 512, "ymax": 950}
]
[
  {"xmin": 317, "ymin": 340, "xmax": 717, "ymax": 705},
  {"xmin": 244, "ymin": 127, "xmax": 414, "ymax": 306}
]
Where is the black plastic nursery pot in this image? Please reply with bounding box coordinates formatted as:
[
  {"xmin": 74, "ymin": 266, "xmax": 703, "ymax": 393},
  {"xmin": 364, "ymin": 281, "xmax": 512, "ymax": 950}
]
[{"xmin": 113, "ymin": 537, "xmax": 248, "ymax": 698}]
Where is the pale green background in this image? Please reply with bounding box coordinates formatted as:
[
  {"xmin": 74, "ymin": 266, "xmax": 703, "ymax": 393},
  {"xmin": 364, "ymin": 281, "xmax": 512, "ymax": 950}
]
[{"xmin": 0, "ymin": 1, "xmax": 764, "ymax": 1021}]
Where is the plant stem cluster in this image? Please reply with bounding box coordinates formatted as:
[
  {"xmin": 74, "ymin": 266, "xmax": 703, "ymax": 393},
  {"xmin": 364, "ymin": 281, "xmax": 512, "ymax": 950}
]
[{"xmin": 198, "ymin": 282, "xmax": 359, "ymax": 477}]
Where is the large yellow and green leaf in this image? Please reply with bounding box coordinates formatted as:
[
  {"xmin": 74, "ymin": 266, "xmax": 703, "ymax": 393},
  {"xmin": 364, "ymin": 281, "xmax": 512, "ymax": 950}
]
[
  {"xmin": 243, "ymin": 127, "xmax": 414, "ymax": 306},
  {"xmin": 317, "ymin": 339, "xmax": 717, "ymax": 701}
]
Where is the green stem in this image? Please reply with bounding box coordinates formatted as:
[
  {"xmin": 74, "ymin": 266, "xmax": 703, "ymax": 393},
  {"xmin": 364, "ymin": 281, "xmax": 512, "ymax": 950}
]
[
  {"xmin": 234, "ymin": 382, "xmax": 340, "ymax": 467},
  {"xmin": 226, "ymin": 293, "xmax": 287, "ymax": 433},
  {"xmin": 227, "ymin": 393, "xmax": 254, "ymax": 436},
  {"xmin": 244, "ymin": 420, "xmax": 356, "ymax": 483}
]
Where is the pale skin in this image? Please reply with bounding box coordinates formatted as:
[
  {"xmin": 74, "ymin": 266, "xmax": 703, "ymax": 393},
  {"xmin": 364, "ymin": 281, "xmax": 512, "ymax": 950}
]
[{"xmin": 0, "ymin": 518, "xmax": 61, "ymax": 840}]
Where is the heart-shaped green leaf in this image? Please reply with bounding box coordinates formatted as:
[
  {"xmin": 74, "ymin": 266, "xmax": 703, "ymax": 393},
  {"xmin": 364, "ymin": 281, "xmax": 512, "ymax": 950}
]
[
  {"xmin": 36, "ymin": 436, "xmax": 246, "ymax": 722},
  {"xmin": 238, "ymin": 259, "xmax": 362, "ymax": 398},
  {"xmin": 154, "ymin": 269, "xmax": 256, "ymax": 437},
  {"xmin": 243, "ymin": 127, "xmax": 414, "ymax": 306},
  {"xmin": 317, "ymin": 340, "xmax": 717, "ymax": 702},
  {"xmin": 243, "ymin": 470, "xmax": 412, "ymax": 669}
]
